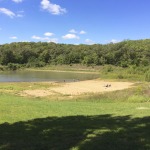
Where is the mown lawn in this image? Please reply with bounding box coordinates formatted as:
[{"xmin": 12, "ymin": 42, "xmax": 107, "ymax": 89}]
[{"xmin": 0, "ymin": 92, "xmax": 150, "ymax": 150}]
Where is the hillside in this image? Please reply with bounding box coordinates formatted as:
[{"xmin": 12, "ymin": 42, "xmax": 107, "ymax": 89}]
[{"xmin": 0, "ymin": 39, "xmax": 150, "ymax": 68}]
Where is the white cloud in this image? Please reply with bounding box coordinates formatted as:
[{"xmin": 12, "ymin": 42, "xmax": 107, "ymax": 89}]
[
  {"xmin": 69, "ymin": 29, "xmax": 86, "ymax": 35},
  {"xmin": 31, "ymin": 35, "xmax": 47, "ymax": 40},
  {"xmin": 16, "ymin": 14, "xmax": 23, "ymax": 17},
  {"xmin": 110, "ymin": 39, "xmax": 120, "ymax": 43},
  {"xmin": 17, "ymin": 10, "xmax": 24, "ymax": 17},
  {"xmin": 12, "ymin": 0, "xmax": 23, "ymax": 3},
  {"xmin": 9, "ymin": 36, "xmax": 18, "ymax": 39},
  {"xmin": 48, "ymin": 38, "xmax": 58, "ymax": 43},
  {"xmin": 20, "ymin": 40, "xmax": 30, "ymax": 43},
  {"xmin": 69, "ymin": 29, "xmax": 77, "ymax": 33},
  {"xmin": 62, "ymin": 34, "xmax": 80, "ymax": 40},
  {"xmin": 31, "ymin": 35, "xmax": 58, "ymax": 43},
  {"xmin": 44, "ymin": 32, "xmax": 54, "ymax": 36},
  {"xmin": 0, "ymin": 8, "xmax": 24, "ymax": 18},
  {"xmin": 41, "ymin": 0, "xmax": 67, "ymax": 15},
  {"xmin": 42, "ymin": 37, "xmax": 50, "ymax": 41},
  {"xmin": 0, "ymin": 8, "xmax": 16, "ymax": 18},
  {"xmin": 85, "ymin": 39, "xmax": 95, "ymax": 45},
  {"xmin": 80, "ymin": 30, "xmax": 86, "ymax": 34},
  {"xmin": 32, "ymin": 35, "xmax": 41, "ymax": 40}
]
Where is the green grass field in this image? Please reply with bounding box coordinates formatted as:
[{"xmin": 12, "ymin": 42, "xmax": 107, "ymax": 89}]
[{"xmin": 0, "ymin": 86, "xmax": 150, "ymax": 150}]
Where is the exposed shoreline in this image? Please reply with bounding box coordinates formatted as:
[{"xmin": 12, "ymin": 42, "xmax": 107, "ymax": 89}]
[
  {"xmin": 21, "ymin": 79, "xmax": 135, "ymax": 97},
  {"xmin": 26, "ymin": 68, "xmax": 100, "ymax": 74}
]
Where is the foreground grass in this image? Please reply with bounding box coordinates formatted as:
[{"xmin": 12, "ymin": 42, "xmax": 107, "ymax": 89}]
[
  {"xmin": 0, "ymin": 93, "xmax": 150, "ymax": 123},
  {"xmin": 0, "ymin": 91, "xmax": 150, "ymax": 150}
]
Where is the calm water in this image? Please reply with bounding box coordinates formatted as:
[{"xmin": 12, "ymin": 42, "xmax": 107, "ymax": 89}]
[{"xmin": 0, "ymin": 71, "xmax": 99, "ymax": 82}]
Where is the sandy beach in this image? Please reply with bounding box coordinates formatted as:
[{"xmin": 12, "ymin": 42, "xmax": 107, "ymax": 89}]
[
  {"xmin": 50, "ymin": 80, "xmax": 134, "ymax": 95},
  {"xmin": 21, "ymin": 80, "xmax": 134, "ymax": 97}
]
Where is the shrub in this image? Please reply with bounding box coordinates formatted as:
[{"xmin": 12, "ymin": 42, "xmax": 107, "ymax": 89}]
[
  {"xmin": 26, "ymin": 61, "xmax": 46, "ymax": 68},
  {"xmin": 102, "ymin": 65, "xmax": 114, "ymax": 73},
  {"xmin": 0, "ymin": 65, "xmax": 4, "ymax": 71},
  {"xmin": 117, "ymin": 74, "xmax": 124, "ymax": 79},
  {"xmin": 7, "ymin": 63, "xmax": 20, "ymax": 71},
  {"xmin": 145, "ymin": 71, "xmax": 150, "ymax": 82}
]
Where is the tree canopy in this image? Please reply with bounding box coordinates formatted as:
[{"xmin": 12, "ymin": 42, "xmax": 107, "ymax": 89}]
[{"xmin": 0, "ymin": 39, "xmax": 150, "ymax": 68}]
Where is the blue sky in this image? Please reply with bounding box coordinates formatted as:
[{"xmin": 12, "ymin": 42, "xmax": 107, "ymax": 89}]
[{"xmin": 0, "ymin": 0, "xmax": 150, "ymax": 44}]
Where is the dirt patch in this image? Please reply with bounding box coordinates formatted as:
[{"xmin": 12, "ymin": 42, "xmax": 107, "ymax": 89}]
[
  {"xmin": 144, "ymin": 89, "xmax": 150, "ymax": 96},
  {"xmin": 20, "ymin": 80, "xmax": 134, "ymax": 97},
  {"xmin": 20, "ymin": 90, "xmax": 55, "ymax": 97}
]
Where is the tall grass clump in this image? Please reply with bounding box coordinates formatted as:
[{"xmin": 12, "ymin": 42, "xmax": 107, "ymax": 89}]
[{"xmin": 145, "ymin": 70, "xmax": 150, "ymax": 82}]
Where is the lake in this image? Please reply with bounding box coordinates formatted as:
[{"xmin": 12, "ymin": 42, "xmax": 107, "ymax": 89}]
[{"xmin": 0, "ymin": 70, "xmax": 99, "ymax": 82}]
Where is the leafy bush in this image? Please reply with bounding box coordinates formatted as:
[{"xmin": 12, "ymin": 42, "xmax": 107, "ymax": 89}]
[
  {"xmin": 117, "ymin": 74, "xmax": 124, "ymax": 79},
  {"xmin": 102, "ymin": 65, "xmax": 114, "ymax": 73},
  {"xmin": 26, "ymin": 61, "xmax": 46, "ymax": 68},
  {"xmin": 7, "ymin": 63, "xmax": 20, "ymax": 71},
  {"xmin": 0, "ymin": 65, "xmax": 4, "ymax": 71}
]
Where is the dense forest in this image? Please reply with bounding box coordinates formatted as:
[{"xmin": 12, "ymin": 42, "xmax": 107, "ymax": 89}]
[{"xmin": 0, "ymin": 39, "xmax": 150, "ymax": 70}]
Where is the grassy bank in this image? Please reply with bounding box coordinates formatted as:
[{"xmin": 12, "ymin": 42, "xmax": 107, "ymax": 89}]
[{"xmin": 0, "ymin": 92, "xmax": 150, "ymax": 123}]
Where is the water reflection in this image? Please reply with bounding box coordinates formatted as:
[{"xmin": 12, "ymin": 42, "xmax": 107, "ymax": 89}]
[{"xmin": 0, "ymin": 71, "xmax": 99, "ymax": 82}]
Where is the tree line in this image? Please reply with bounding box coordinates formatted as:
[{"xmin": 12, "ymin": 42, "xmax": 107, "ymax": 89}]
[{"xmin": 0, "ymin": 39, "xmax": 150, "ymax": 69}]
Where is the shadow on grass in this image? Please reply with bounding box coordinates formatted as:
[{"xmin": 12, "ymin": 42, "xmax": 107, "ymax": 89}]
[{"xmin": 0, "ymin": 115, "xmax": 150, "ymax": 150}]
